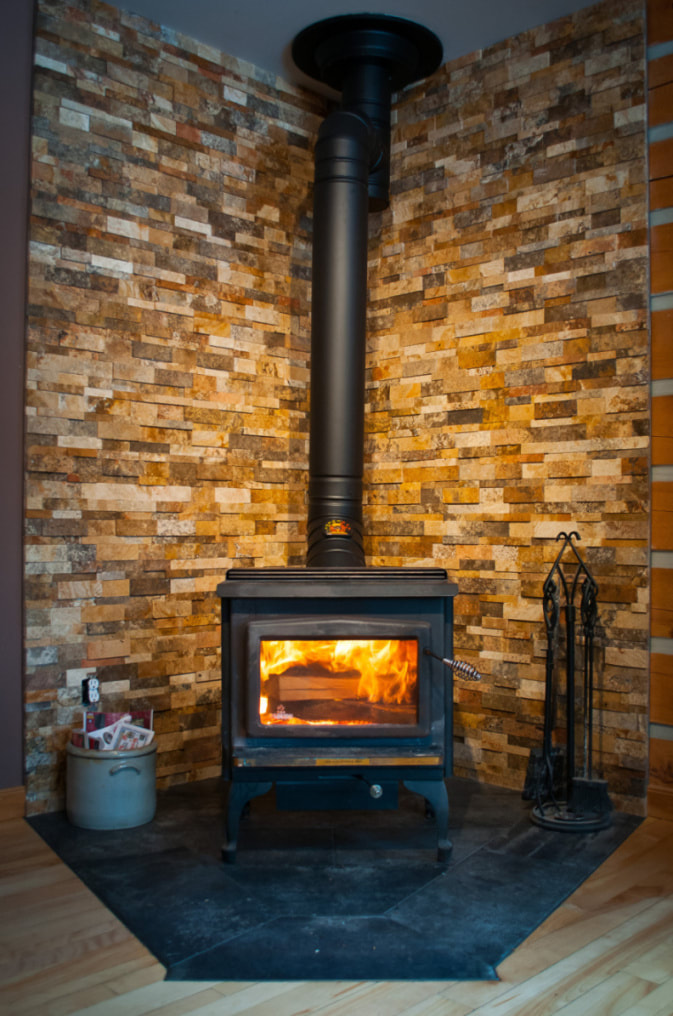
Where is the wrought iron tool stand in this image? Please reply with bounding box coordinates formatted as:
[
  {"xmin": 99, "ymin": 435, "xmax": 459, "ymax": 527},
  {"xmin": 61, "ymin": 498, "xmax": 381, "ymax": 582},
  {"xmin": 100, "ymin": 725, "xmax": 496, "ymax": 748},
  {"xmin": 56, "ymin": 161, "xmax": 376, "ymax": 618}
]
[{"xmin": 530, "ymin": 532, "xmax": 612, "ymax": 832}]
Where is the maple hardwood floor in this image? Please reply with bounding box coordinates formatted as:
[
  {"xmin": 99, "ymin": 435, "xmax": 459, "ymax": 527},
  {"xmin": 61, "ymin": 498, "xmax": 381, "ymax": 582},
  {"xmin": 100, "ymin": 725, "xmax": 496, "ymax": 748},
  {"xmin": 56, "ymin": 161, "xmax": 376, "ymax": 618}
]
[{"xmin": 1, "ymin": 814, "xmax": 672, "ymax": 1016}]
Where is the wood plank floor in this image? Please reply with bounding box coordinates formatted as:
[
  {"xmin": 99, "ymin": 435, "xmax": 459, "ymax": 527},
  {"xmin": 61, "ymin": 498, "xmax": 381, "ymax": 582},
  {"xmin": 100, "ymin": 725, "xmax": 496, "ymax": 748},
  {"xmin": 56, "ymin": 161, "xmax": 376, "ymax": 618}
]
[{"xmin": 1, "ymin": 815, "xmax": 672, "ymax": 1016}]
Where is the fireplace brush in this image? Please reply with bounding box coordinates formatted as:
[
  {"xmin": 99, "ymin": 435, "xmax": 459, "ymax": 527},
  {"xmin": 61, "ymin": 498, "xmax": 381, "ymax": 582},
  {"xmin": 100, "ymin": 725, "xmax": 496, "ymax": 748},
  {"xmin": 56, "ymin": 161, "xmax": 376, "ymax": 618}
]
[{"xmin": 424, "ymin": 649, "xmax": 481, "ymax": 681}]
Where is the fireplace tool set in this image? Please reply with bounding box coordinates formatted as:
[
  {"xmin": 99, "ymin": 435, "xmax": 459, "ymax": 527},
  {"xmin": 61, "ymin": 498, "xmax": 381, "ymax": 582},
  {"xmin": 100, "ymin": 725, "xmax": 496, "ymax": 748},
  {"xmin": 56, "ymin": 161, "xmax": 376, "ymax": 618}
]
[{"xmin": 523, "ymin": 532, "xmax": 612, "ymax": 832}]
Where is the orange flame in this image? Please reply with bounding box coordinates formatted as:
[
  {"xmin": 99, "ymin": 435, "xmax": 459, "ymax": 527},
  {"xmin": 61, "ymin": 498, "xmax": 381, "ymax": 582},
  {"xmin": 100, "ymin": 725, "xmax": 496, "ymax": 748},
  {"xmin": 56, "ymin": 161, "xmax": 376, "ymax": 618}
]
[{"xmin": 258, "ymin": 638, "xmax": 418, "ymax": 726}]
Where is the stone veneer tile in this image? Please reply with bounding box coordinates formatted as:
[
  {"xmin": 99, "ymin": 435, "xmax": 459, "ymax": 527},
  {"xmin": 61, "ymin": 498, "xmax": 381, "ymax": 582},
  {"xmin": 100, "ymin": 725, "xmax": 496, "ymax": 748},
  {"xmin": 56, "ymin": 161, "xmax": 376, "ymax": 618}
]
[
  {"xmin": 25, "ymin": 0, "xmax": 649, "ymax": 815},
  {"xmin": 365, "ymin": 0, "xmax": 648, "ymax": 810},
  {"xmin": 25, "ymin": 0, "xmax": 319, "ymax": 811}
]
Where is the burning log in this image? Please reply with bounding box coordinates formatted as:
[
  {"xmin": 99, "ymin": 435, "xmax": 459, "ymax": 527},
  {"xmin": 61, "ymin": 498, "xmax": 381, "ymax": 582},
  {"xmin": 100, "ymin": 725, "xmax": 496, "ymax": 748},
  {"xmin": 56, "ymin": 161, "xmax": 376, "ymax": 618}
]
[
  {"xmin": 265, "ymin": 698, "xmax": 417, "ymax": 726},
  {"xmin": 266, "ymin": 670, "xmax": 361, "ymax": 703}
]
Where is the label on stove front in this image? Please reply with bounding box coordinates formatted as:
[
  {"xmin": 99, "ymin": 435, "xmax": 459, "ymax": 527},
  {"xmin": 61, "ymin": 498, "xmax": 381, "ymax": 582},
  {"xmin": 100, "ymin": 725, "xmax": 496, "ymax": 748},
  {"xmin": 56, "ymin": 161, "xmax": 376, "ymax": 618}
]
[{"xmin": 324, "ymin": 518, "xmax": 352, "ymax": 537}]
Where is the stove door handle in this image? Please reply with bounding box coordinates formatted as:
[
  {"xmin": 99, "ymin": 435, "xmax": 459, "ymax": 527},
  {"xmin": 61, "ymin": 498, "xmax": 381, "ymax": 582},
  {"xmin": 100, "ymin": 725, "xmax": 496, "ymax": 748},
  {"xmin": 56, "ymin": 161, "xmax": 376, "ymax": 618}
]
[{"xmin": 424, "ymin": 648, "xmax": 481, "ymax": 681}]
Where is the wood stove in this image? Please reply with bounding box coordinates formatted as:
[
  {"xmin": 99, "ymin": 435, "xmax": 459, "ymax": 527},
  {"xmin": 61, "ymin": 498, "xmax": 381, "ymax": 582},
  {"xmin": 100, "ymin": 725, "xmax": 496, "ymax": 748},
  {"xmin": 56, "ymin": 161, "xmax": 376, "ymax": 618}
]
[
  {"xmin": 218, "ymin": 566, "xmax": 457, "ymax": 860},
  {"xmin": 216, "ymin": 17, "xmax": 468, "ymax": 861}
]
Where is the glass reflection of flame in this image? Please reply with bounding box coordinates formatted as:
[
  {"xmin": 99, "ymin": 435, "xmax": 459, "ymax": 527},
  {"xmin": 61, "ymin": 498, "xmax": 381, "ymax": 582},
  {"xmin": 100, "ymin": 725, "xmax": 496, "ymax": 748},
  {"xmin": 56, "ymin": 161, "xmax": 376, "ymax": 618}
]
[{"xmin": 259, "ymin": 638, "xmax": 418, "ymax": 726}]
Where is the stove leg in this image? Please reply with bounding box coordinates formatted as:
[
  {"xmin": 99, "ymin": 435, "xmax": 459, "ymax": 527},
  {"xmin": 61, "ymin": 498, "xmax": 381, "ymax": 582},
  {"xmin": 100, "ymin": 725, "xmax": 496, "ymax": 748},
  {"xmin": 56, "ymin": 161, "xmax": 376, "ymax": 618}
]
[
  {"xmin": 222, "ymin": 780, "xmax": 273, "ymax": 863},
  {"xmin": 403, "ymin": 779, "xmax": 452, "ymax": 862}
]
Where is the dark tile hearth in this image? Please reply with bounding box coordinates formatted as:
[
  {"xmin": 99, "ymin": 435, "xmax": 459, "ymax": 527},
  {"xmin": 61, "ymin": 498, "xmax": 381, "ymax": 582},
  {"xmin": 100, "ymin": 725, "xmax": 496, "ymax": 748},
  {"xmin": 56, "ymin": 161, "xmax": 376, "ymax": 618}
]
[{"xmin": 28, "ymin": 777, "xmax": 640, "ymax": 982}]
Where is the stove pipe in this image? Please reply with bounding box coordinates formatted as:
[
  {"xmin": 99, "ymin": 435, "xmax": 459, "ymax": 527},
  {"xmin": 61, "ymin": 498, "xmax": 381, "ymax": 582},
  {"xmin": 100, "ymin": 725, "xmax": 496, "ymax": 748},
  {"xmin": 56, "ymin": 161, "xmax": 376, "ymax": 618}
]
[{"xmin": 292, "ymin": 16, "xmax": 442, "ymax": 568}]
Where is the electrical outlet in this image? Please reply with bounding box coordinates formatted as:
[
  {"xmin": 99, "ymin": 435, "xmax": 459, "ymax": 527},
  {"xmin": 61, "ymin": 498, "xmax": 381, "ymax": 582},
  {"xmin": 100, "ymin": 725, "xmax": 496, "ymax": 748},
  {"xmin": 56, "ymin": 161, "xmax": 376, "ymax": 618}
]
[{"xmin": 82, "ymin": 676, "xmax": 100, "ymax": 706}]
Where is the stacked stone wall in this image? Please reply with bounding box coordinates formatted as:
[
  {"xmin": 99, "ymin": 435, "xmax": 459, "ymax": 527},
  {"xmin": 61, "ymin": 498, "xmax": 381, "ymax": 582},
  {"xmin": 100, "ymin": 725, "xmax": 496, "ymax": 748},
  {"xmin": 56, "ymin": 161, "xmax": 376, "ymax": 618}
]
[
  {"xmin": 366, "ymin": 0, "xmax": 649, "ymax": 808},
  {"xmin": 25, "ymin": 0, "xmax": 322, "ymax": 810},
  {"xmin": 25, "ymin": 0, "xmax": 649, "ymax": 814}
]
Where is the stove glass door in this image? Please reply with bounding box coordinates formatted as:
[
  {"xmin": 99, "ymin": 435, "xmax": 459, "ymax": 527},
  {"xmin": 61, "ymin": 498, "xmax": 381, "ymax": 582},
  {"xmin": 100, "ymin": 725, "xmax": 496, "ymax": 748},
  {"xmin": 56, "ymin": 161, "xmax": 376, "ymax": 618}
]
[
  {"xmin": 259, "ymin": 637, "xmax": 419, "ymax": 728},
  {"xmin": 246, "ymin": 617, "xmax": 432, "ymax": 739}
]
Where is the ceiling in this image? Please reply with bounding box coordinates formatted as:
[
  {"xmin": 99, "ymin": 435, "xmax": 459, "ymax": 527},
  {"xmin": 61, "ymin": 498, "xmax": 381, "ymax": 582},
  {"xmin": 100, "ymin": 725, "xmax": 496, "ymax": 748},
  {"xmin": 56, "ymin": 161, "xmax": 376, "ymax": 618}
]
[{"xmin": 115, "ymin": 0, "xmax": 599, "ymax": 93}]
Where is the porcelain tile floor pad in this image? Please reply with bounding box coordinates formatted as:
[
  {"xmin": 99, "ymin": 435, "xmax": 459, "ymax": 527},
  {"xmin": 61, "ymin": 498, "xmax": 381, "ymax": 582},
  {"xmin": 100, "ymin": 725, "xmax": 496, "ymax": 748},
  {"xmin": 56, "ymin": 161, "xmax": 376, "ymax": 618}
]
[{"xmin": 27, "ymin": 777, "xmax": 639, "ymax": 981}]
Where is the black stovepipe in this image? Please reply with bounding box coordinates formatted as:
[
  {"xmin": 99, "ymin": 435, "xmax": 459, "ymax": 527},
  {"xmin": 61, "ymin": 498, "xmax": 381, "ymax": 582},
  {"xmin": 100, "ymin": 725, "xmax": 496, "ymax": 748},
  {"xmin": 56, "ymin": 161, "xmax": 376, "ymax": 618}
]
[
  {"xmin": 295, "ymin": 15, "xmax": 443, "ymax": 567},
  {"xmin": 306, "ymin": 110, "xmax": 377, "ymax": 567}
]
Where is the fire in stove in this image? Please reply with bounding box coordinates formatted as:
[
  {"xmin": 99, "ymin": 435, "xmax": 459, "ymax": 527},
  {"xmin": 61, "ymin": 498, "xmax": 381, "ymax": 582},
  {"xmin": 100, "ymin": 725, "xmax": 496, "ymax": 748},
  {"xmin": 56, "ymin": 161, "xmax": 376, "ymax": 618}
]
[{"xmin": 259, "ymin": 638, "xmax": 418, "ymax": 727}]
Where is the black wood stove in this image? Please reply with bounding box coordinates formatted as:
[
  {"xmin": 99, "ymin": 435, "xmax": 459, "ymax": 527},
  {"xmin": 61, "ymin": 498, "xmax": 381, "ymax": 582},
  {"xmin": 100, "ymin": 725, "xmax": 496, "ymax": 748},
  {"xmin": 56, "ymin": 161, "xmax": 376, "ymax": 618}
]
[
  {"xmin": 217, "ymin": 17, "xmax": 468, "ymax": 861},
  {"xmin": 218, "ymin": 566, "xmax": 457, "ymax": 860}
]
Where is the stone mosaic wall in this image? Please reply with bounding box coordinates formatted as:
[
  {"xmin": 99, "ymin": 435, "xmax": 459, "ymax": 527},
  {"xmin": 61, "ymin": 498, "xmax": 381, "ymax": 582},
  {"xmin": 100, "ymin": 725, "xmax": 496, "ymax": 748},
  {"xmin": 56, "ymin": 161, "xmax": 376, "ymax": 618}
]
[
  {"xmin": 365, "ymin": 0, "xmax": 649, "ymax": 809},
  {"xmin": 25, "ymin": 0, "xmax": 323, "ymax": 811},
  {"xmin": 25, "ymin": 0, "xmax": 650, "ymax": 814}
]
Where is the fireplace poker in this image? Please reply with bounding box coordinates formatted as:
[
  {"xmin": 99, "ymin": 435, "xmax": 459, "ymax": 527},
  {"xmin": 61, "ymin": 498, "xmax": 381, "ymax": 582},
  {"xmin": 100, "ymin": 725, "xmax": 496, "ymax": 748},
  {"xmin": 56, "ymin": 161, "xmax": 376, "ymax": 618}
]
[{"xmin": 423, "ymin": 649, "xmax": 481, "ymax": 681}]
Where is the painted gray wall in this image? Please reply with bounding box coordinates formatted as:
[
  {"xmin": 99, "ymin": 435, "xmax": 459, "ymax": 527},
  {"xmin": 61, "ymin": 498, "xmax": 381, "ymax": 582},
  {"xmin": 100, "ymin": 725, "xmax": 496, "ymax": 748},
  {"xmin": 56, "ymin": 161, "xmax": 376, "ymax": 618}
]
[{"xmin": 0, "ymin": 1, "xmax": 33, "ymax": 790}]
